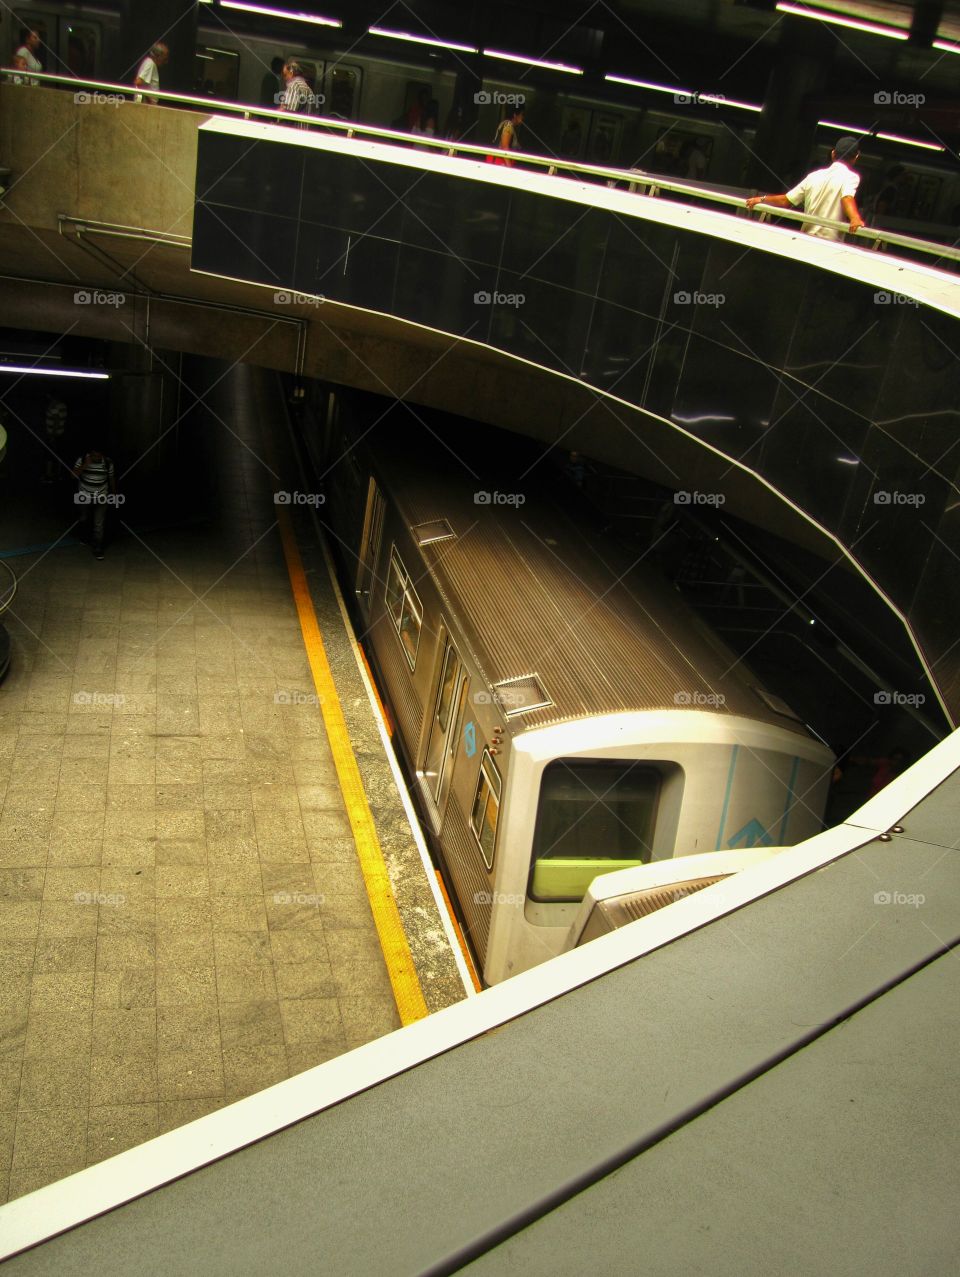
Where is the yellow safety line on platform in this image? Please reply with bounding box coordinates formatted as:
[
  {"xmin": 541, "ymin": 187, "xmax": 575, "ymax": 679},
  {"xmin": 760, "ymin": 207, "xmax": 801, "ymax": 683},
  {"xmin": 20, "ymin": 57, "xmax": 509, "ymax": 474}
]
[{"xmin": 277, "ymin": 509, "xmax": 429, "ymax": 1025}]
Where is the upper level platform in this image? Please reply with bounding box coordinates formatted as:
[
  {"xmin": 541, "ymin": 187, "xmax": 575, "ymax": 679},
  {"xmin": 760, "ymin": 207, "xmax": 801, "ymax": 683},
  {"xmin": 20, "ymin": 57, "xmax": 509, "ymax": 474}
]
[{"xmin": 0, "ymin": 76, "xmax": 958, "ymax": 720}]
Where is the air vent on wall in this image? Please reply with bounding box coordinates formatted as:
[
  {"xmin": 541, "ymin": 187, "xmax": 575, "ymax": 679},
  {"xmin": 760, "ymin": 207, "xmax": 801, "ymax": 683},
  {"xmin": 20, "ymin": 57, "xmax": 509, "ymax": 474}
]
[
  {"xmin": 412, "ymin": 520, "xmax": 455, "ymax": 545},
  {"xmin": 493, "ymin": 674, "xmax": 552, "ymax": 716}
]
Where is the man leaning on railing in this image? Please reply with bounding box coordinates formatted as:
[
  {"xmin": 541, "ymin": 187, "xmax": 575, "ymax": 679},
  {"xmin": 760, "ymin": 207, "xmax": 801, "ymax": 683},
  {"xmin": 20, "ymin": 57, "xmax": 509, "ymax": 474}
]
[{"xmin": 745, "ymin": 135, "xmax": 866, "ymax": 241}]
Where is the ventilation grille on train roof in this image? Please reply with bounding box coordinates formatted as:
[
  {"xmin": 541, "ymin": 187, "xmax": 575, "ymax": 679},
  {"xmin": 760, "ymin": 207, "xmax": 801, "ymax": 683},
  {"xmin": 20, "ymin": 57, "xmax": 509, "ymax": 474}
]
[
  {"xmin": 610, "ymin": 875, "xmax": 729, "ymax": 924},
  {"xmin": 412, "ymin": 519, "xmax": 455, "ymax": 545},
  {"xmin": 751, "ymin": 685, "xmax": 803, "ymax": 722},
  {"xmin": 493, "ymin": 674, "xmax": 552, "ymax": 716}
]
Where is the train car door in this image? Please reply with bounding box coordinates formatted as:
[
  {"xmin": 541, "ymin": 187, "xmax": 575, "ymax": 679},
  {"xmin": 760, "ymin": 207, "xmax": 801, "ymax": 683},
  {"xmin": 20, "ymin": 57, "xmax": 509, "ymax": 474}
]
[
  {"xmin": 355, "ymin": 477, "xmax": 385, "ymax": 620},
  {"xmin": 420, "ymin": 633, "xmax": 468, "ymax": 821}
]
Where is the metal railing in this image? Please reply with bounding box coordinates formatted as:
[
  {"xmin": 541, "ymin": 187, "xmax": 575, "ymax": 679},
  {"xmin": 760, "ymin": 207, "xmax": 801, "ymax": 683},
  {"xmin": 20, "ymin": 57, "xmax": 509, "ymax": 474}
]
[{"xmin": 3, "ymin": 68, "xmax": 960, "ymax": 271}]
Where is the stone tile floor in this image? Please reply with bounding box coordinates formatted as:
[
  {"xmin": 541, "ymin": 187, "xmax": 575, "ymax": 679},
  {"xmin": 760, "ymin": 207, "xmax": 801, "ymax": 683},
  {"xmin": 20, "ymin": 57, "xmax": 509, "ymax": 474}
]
[{"xmin": 0, "ymin": 532, "xmax": 400, "ymax": 1203}]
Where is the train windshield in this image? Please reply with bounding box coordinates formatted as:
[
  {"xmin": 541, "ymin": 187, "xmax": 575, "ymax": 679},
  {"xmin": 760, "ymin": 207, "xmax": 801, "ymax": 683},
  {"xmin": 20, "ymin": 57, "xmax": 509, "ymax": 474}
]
[{"xmin": 530, "ymin": 759, "xmax": 660, "ymax": 902}]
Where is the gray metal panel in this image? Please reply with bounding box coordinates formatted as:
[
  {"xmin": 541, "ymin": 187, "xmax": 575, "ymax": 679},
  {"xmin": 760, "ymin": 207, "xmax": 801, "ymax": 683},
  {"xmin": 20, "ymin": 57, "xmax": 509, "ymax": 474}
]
[
  {"xmin": 465, "ymin": 949, "xmax": 960, "ymax": 1276},
  {"xmin": 896, "ymin": 773, "xmax": 960, "ymax": 849},
  {"xmin": 6, "ymin": 829, "xmax": 957, "ymax": 1276}
]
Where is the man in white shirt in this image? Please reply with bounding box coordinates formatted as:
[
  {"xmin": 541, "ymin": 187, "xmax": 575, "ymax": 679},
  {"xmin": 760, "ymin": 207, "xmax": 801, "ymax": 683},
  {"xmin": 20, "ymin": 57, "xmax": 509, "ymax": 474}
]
[
  {"xmin": 746, "ymin": 136, "xmax": 866, "ymax": 241},
  {"xmin": 134, "ymin": 42, "xmax": 169, "ymax": 104},
  {"xmin": 13, "ymin": 28, "xmax": 42, "ymax": 86}
]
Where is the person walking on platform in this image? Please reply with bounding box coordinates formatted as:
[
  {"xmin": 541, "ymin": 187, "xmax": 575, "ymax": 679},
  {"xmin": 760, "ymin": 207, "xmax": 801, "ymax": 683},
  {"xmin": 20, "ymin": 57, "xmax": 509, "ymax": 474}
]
[
  {"xmin": 73, "ymin": 450, "xmax": 116, "ymax": 560},
  {"xmin": 487, "ymin": 105, "xmax": 525, "ymax": 168},
  {"xmin": 278, "ymin": 61, "xmax": 311, "ymax": 116},
  {"xmin": 134, "ymin": 42, "xmax": 169, "ymax": 104},
  {"xmin": 745, "ymin": 136, "xmax": 866, "ymax": 241}
]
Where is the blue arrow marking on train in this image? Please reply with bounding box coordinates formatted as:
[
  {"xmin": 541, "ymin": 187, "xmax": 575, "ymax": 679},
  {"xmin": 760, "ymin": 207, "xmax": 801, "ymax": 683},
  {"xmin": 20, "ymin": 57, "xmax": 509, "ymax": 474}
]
[
  {"xmin": 464, "ymin": 721, "xmax": 477, "ymax": 758},
  {"xmin": 727, "ymin": 817, "xmax": 775, "ymax": 848}
]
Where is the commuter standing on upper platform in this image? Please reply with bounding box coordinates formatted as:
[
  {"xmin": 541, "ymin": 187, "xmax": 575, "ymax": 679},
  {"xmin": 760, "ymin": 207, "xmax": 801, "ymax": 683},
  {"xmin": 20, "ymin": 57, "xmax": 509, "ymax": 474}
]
[
  {"xmin": 13, "ymin": 28, "xmax": 42, "ymax": 86},
  {"xmin": 745, "ymin": 136, "xmax": 866, "ymax": 241},
  {"xmin": 134, "ymin": 41, "xmax": 169, "ymax": 104},
  {"xmin": 278, "ymin": 61, "xmax": 311, "ymax": 116}
]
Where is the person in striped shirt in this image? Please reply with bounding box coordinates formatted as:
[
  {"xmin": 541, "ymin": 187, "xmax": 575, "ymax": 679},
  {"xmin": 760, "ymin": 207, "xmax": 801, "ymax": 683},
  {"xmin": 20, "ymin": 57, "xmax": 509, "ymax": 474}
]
[
  {"xmin": 278, "ymin": 62, "xmax": 311, "ymax": 118},
  {"xmin": 73, "ymin": 451, "xmax": 116, "ymax": 560}
]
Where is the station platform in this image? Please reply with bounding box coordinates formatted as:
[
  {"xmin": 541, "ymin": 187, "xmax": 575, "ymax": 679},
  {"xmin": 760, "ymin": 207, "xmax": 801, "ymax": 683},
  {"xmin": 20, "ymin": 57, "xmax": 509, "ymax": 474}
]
[
  {"xmin": 0, "ymin": 716, "xmax": 957, "ymax": 1273},
  {"xmin": 0, "ymin": 363, "xmax": 467, "ymax": 1205}
]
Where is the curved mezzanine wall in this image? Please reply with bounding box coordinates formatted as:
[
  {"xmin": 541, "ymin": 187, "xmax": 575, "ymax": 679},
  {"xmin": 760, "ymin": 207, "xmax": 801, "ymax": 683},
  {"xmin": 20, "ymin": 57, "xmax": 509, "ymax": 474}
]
[{"xmin": 192, "ymin": 118, "xmax": 960, "ymax": 721}]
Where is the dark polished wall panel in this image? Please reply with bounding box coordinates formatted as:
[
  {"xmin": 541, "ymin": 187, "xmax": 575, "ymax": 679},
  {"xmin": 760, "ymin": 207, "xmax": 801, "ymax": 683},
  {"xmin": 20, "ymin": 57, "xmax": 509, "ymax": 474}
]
[{"xmin": 192, "ymin": 129, "xmax": 960, "ymax": 719}]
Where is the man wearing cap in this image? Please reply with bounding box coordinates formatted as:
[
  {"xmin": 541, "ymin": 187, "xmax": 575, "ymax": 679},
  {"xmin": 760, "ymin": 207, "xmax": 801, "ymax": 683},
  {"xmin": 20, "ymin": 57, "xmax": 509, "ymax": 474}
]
[{"xmin": 745, "ymin": 137, "xmax": 866, "ymax": 241}]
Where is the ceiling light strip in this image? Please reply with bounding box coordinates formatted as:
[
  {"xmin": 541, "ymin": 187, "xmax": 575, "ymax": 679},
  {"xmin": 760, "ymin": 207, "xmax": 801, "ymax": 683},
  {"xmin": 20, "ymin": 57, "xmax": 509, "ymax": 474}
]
[
  {"xmin": 219, "ymin": 2, "xmax": 342, "ymax": 28},
  {"xmin": 369, "ymin": 27, "xmax": 478, "ymax": 54},
  {"xmin": 0, "ymin": 365, "xmax": 110, "ymax": 380},
  {"xmin": 484, "ymin": 48, "xmax": 583, "ymax": 75},
  {"xmin": 775, "ymin": 3, "xmax": 909, "ymax": 41}
]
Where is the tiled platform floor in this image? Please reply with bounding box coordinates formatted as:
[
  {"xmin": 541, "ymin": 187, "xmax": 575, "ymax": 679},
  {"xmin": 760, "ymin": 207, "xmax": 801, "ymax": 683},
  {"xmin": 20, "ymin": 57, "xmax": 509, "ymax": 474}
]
[{"xmin": 0, "ymin": 428, "xmax": 401, "ymax": 1203}]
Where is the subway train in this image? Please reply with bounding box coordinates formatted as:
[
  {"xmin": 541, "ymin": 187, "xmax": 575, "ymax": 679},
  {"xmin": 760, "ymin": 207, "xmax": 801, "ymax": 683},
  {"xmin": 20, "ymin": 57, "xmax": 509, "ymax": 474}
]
[
  {"xmin": 320, "ymin": 409, "xmax": 835, "ymax": 985},
  {"xmin": 11, "ymin": 1, "xmax": 960, "ymax": 230}
]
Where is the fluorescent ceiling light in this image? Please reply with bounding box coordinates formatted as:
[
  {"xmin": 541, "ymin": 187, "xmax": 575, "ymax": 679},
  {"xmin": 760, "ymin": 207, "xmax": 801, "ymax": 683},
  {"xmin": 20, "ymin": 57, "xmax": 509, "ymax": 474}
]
[
  {"xmin": 0, "ymin": 365, "xmax": 110, "ymax": 380},
  {"xmin": 698, "ymin": 93, "xmax": 762, "ymax": 113},
  {"xmin": 219, "ymin": 2, "xmax": 342, "ymax": 28},
  {"xmin": 484, "ymin": 48, "xmax": 583, "ymax": 74},
  {"xmin": 775, "ymin": 3, "xmax": 908, "ymax": 40},
  {"xmin": 817, "ymin": 118, "xmax": 869, "ymax": 132},
  {"xmin": 369, "ymin": 26, "xmax": 477, "ymax": 54},
  {"xmin": 875, "ymin": 131, "xmax": 945, "ymax": 151},
  {"xmin": 606, "ymin": 74, "xmax": 689, "ymax": 95},
  {"xmin": 606, "ymin": 76, "xmax": 760, "ymax": 111},
  {"xmin": 932, "ymin": 38, "xmax": 960, "ymax": 54}
]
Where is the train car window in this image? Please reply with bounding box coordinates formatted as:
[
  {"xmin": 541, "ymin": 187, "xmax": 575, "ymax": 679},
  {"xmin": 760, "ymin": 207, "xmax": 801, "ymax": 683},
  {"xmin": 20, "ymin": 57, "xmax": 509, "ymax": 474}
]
[
  {"xmin": 470, "ymin": 752, "xmax": 501, "ymax": 870},
  {"xmin": 385, "ymin": 548, "xmax": 422, "ymax": 670},
  {"xmin": 529, "ymin": 759, "xmax": 660, "ymax": 902},
  {"xmin": 195, "ymin": 46, "xmax": 240, "ymax": 100}
]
